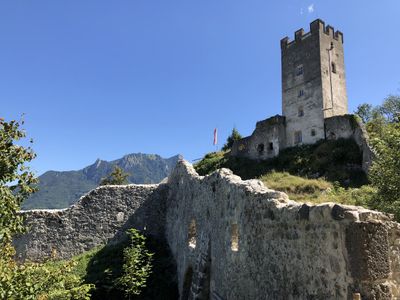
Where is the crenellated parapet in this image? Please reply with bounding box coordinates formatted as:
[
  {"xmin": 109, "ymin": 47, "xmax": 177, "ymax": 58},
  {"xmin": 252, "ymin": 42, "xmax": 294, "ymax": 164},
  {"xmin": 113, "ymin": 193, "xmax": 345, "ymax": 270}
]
[{"xmin": 281, "ymin": 19, "xmax": 344, "ymax": 50}]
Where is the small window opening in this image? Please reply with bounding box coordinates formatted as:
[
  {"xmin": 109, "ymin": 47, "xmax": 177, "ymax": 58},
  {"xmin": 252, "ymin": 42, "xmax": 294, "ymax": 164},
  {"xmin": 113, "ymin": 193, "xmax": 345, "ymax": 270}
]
[
  {"xmin": 298, "ymin": 89, "xmax": 304, "ymax": 97},
  {"xmin": 331, "ymin": 62, "xmax": 337, "ymax": 74},
  {"xmin": 268, "ymin": 142, "xmax": 274, "ymax": 151},
  {"xmin": 188, "ymin": 219, "xmax": 196, "ymax": 249},
  {"xmin": 311, "ymin": 129, "xmax": 316, "ymax": 137},
  {"xmin": 231, "ymin": 224, "xmax": 239, "ymax": 252},
  {"xmin": 257, "ymin": 143, "xmax": 264, "ymax": 154},
  {"xmin": 296, "ymin": 65, "xmax": 304, "ymax": 76},
  {"xmin": 294, "ymin": 131, "xmax": 302, "ymax": 144},
  {"xmin": 298, "ymin": 107, "xmax": 304, "ymax": 117}
]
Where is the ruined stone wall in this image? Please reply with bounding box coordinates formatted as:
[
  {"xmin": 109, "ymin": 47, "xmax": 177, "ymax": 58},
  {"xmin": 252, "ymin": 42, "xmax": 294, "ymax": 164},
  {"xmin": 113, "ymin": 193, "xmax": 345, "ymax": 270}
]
[
  {"xmin": 166, "ymin": 160, "xmax": 400, "ymax": 300},
  {"xmin": 230, "ymin": 115, "xmax": 286, "ymax": 160},
  {"xmin": 324, "ymin": 114, "xmax": 374, "ymax": 171},
  {"xmin": 14, "ymin": 184, "xmax": 167, "ymax": 261}
]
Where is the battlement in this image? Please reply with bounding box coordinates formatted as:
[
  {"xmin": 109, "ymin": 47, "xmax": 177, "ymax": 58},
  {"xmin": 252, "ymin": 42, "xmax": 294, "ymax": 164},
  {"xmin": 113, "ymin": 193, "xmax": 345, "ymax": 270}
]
[{"xmin": 281, "ymin": 19, "xmax": 344, "ymax": 50}]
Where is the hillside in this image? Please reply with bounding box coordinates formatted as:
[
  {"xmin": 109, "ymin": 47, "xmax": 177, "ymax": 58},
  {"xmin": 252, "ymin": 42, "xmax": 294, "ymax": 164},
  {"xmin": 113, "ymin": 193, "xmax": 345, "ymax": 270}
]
[
  {"xmin": 22, "ymin": 153, "xmax": 181, "ymax": 209},
  {"xmin": 194, "ymin": 138, "xmax": 374, "ymax": 207}
]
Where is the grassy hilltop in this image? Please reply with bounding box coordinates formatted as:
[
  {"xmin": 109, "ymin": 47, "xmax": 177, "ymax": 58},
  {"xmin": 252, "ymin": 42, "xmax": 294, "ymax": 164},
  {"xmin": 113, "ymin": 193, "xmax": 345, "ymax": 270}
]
[{"xmin": 194, "ymin": 138, "xmax": 374, "ymax": 207}]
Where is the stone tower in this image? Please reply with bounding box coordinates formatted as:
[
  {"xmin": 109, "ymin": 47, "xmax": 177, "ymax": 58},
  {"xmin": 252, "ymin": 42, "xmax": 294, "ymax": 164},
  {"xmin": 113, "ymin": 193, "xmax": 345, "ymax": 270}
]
[{"xmin": 281, "ymin": 19, "xmax": 348, "ymax": 147}]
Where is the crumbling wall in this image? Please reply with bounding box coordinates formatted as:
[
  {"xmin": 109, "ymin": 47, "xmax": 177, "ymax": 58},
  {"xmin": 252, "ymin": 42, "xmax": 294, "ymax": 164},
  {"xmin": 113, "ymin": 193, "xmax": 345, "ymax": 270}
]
[
  {"xmin": 324, "ymin": 114, "xmax": 374, "ymax": 171},
  {"xmin": 14, "ymin": 184, "xmax": 167, "ymax": 261},
  {"xmin": 166, "ymin": 160, "xmax": 400, "ymax": 300},
  {"xmin": 231, "ymin": 115, "xmax": 286, "ymax": 160}
]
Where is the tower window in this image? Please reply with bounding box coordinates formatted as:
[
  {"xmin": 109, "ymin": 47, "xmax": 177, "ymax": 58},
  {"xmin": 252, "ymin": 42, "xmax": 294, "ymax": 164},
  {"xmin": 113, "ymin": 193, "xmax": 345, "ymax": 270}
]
[
  {"xmin": 311, "ymin": 129, "xmax": 316, "ymax": 136},
  {"xmin": 257, "ymin": 143, "xmax": 264, "ymax": 154},
  {"xmin": 298, "ymin": 107, "xmax": 304, "ymax": 117},
  {"xmin": 296, "ymin": 65, "xmax": 304, "ymax": 76},
  {"xmin": 298, "ymin": 89, "xmax": 304, "ymax": 97},
  {"xmin": 331, "ymin": 62, "xmax": 337, "ymax": 73},
  {"xmin": 294, "ymin": 131, "xmax": 302, "ymax": 144},
  {"xmin": 268, "ymin": 142, "xmax": 274, "ymax": 151}
]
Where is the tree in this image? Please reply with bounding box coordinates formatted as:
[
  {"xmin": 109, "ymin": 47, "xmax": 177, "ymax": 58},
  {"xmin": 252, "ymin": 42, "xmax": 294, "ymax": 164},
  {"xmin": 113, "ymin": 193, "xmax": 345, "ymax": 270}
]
[
  {"xmin": 354, "ymin": 103, "xmax": 373, "ymax": 124},
  {"xmin": 222, "ymin": 127, "xmax": 242, "ymax": 151},
  {"xmin": 117, "ymin": 229, "xmax": 153, "ymax": 297},
  {"xmin": 378, "ymin": 95, "xmax": 400, "ymax": 123},
  {"xmin": 100, "ymin": 166, "xmax": 130, "ymax": 186},
  {"xmin": 0, "ymin": 118, "xmax": 37, "ymax": 246},
  {"xmin": 368, "ymin": 121, "xmax": 400, "ymax": 220},
  {"xmin": 0, "ymin": 118, "xmax": 92, "ymax": 299}
]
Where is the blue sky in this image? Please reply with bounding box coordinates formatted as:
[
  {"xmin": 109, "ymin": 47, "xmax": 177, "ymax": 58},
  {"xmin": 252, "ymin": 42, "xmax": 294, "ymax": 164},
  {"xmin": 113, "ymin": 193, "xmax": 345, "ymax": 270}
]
[{"xmin": 1, "ymin": 0, "xmax": 399, "ymax": 175}]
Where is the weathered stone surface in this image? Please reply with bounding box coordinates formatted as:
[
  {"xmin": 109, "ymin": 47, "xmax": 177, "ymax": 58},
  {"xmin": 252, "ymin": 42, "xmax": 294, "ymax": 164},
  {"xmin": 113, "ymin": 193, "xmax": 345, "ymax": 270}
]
[
  {"xmin": 166, "ymin": 160, "xmax": 400, "ymax": 300},
  {"xmin": 14, "ymin": 184, "xmax": 167, "ymax": 261},
  {"xmin": 13, "ymin": 159, "xmax": 400, "ymax": 299}
]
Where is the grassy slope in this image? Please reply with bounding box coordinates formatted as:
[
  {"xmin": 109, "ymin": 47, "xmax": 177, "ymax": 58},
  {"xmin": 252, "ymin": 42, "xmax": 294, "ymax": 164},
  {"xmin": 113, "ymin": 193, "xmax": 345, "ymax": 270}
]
[{"xmin": 195, "ymin": 138, "xmax": 374, "ymax": 206}]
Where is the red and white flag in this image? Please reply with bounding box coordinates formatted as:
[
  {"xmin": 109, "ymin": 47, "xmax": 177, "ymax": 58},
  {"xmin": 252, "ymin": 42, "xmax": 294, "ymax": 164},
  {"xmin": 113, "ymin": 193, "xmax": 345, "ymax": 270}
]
[{"xmin": 213, "ymin": 128, "xmax": 218, "ymax": 145}]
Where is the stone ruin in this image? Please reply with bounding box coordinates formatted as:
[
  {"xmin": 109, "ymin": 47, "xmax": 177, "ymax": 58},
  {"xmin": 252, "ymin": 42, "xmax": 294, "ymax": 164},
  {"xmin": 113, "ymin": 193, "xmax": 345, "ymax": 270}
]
[{"xmin": 14, "ymin": 159, "xmax": 400, "ymax": 299}]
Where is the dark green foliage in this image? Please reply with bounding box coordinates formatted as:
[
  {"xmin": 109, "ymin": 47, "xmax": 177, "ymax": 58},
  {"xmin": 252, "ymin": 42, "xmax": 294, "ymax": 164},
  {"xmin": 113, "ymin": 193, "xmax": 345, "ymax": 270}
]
[
  {"xmin": 117, "ymin": 229, "xmax": 153, "ymax": 296},
  {"xmin": 0, "ymin": 118, "xmax": 92, "ymax": 299},
  {"xmin": 23, "ymin": 154, "xmax": 181, "ymax": 209},
  {"xmin": 354, "ymin": 103, "xmax": 374, "ymax": 124},
  {"xmin": 85, "ymin": 233, "xmax": 178, "ymax": 300},
  {"xmin": 222, "ymin": 127, "xmax": 242, "ymax": 151},
  {"xmin": 368, "ymin": 122, "xmax": 400, "ymax": 220},
  {"xmin": 100, "ymin": 166, "xmax": 130, "ymax": 186},
  {"xmin": 0, "ymin": 118, "xmax": 37, "ymax": 244},
  {"xmin": 196, "ymin": 138, "xmax": 367, "ymax": 187}
]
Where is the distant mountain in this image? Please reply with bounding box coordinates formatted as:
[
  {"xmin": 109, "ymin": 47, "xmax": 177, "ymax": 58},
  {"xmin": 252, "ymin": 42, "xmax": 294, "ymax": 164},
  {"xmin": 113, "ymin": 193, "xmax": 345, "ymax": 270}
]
[{"xmin": 22, "ymin": 153, "xmax": 182, "ymax": 210}]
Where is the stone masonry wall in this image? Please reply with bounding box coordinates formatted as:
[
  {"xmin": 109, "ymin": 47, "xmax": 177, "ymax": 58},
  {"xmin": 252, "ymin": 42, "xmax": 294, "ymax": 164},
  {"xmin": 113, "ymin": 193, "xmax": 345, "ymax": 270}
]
[
  {"xmin": 166, "ymin": 160, "xmax": 400, "ymax": 300},
  {"xmin": 14, "ymin": 184, "xmax": 167, "ymax": 261},
  {"xmin": 230, "ymin": 115, "xmax": 286, "ymax": 160},
  {"xmin": 14, "ymin": 159, "xmax": 400, "ymax": 299},
  {"xmin": 325, "ymin": 114, "xmax": 374, "ymax": 171}
]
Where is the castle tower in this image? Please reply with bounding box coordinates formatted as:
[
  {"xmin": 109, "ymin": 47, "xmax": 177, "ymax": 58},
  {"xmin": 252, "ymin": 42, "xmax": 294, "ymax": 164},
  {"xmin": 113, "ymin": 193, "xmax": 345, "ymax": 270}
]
[{"xmin": 280, "ymin": 19, "xmax": 348, "ymax": 147}]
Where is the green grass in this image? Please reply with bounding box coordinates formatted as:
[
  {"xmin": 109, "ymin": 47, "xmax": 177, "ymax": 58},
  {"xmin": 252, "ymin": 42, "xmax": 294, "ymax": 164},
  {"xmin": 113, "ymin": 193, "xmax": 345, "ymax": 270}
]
[
  {"xmin": 195, "ymin": 138, "xmax": 374, "ymax": 207},
  {"xmin": 260, "ymin": 171, "xmax": 375, "ymax": 206}
]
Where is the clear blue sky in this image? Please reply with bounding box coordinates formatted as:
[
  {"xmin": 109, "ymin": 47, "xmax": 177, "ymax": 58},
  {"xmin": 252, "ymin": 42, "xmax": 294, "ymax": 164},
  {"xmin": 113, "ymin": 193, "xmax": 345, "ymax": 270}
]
[{"xmin": 2, "ymin": 0, "xmax": 399, "ymax": 175}]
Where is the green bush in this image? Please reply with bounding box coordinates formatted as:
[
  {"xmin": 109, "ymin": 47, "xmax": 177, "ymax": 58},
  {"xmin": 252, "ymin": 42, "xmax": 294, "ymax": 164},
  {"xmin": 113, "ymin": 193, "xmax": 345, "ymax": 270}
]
[{"xmin": 117, "ymin": 229, "xmax": 153, "ymax": 297}]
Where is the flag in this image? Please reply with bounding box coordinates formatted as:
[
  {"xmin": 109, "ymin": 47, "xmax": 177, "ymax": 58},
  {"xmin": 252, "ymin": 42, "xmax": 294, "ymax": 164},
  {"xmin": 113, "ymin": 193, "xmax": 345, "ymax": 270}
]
[{"xmin": 213, "ymin": 128, "xmax": 218, "ymax": 145}]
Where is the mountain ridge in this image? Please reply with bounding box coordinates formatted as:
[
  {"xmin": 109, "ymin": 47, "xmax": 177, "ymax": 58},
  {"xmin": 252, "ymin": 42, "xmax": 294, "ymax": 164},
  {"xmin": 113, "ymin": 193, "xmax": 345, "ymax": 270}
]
[{"xmin": 22, "ymin": 153, "xmax": 182, "ymax": 210}]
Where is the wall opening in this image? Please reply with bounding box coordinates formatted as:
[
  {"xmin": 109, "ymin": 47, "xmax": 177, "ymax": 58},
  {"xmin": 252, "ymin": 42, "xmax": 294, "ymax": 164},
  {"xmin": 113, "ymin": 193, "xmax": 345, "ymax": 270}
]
[
  {"xmin": 294, "ymin": 131, "xmax": 302, "ymax": 144},
  {"xmin": 296, "ymin": 65, "xmax": 304, "ymax": 76},
  {"xmin": 257, "ymin": 143, "xmax": 264, "ymax": 154},
  {"xmin": 298, "ymin": 89, "xmax": 304, "ymax": 97},
  {"xmin": 331, "ymin": 62, "xmax": 337, "ymax": 73},
  {"xmin": 298, "ymin": 107, "xmax": 304, "ymax": 117},
  {"xmin": 182, "ymin": 266, "xmax": 194, "ymax": 300},
  {"xmin": 231, "ymin": 224, "xmax": 239, "ymax": 252},
  {"xmin": 268, "ymin": 142, "xmax": 274, "ymax": 151},
  {"xmin": 188, "ymin": 219, "xmax": 196, "ymax": 249},
  {"xmin": 311, "ymin": 129, "xmax": 316, "ymax": 136}
]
